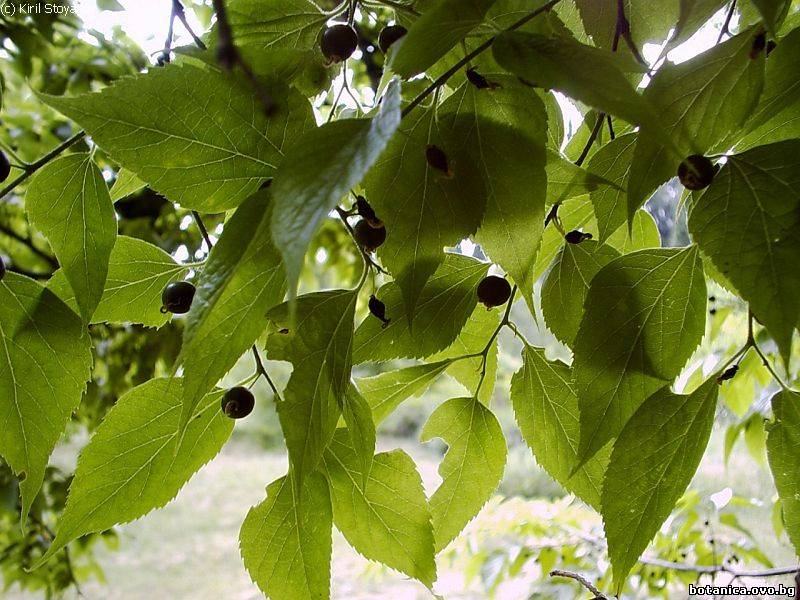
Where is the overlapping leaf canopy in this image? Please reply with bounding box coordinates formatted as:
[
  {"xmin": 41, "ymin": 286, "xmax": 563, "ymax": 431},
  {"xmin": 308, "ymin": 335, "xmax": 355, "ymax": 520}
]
[{"xmin": 1, "ymin": 0, "xmax": 799, "ymax": 598}]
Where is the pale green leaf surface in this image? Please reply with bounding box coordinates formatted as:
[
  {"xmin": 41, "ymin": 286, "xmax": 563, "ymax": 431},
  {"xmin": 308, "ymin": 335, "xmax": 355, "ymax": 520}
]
[
  {"xmin": 49, "ymin": 236, "xmax": 187, "ymax": 328},
  {"xmin": 322, "ymin": 432, "xmax": 436, "ymax": 585},
  {"xmin": 587, "ymin": 133, "xmax": 637, "ymax": 241},
  {"xmin": 766, "ymin": 390, "xmax": 800, "ymax": 554},
  {"xmin": 388, "ymin": 0, "xmax": 498, "ymax": 78},
  {"xmin": 267, "ymin": 290, "xmax": 357, "ymax": 482},
  {"xmin": 439, "ymin": 77, "xmax": 547, "ymax": 311},
  {"xmin": 430, "ymin": 304, "xmax": 501, "ymax": 405},
  {"xmin": 364, "ymin": 108, "xmax": 487, "ymax": 318},
  {"xmin": 240, "ymin": 473, "xmax": 332, "ymax": 600},
  {"xmin": 510, "ymin": 345, "xmax": 611, "ymax": 510},
  {"xmin": 40, "ymin": 64, "xmax": 313, "ymax": 212},
  {"xmin": 26, "ymin": 154, "xmax": 117, "ymax": 322},
  {"xmin": 0, "ymin": 274, "xmax": 92, "ymax": 518},
  {"xmin": 541, "ymin": 240, "xmax": 620, "ymax": 347},
  {"xmin": 575, "ymin": 0, "xmax": 678, "ymax": 51},
  {"xmin": 574, "ymin": 247, "xmax": 707, "ymax": 462},
  {"xmin": 628, "ymin": 29, "xmax": 765, "ymax": 218},
  {"xmin": 546, "ymin": 150, "xmax": 619, "ymax": 208},
  {"xmin": 180, "ymin": 191, "xmax": 286, "ymax": 430},
  {"xmin": 357, "ymin": 360, "xmax": 453, "ymax": 425},
  {"xmin": 421, "ymin": 396, "xmax": 507, "ymax": 551},
  {"xmin": 38, "ymin": 378, "xmax": 232, "ymax": 563},
  {"xmin": 750, "ymin": 0, "xmax": 791, "ymax": 34},
  {"xmin": 605, "ymin": 209, "xmax": 661, "ymax": 253},
  {"xmin": 109, "ymin": 168, "xmax": 146, "ymax": 201},
  {"xmin": 533, "ymin": 194, "xmax": 596, "ymax": 280},
  {"xmin": 492, "ymin": 32, "xmax": 655, "ymax": 128},
  {"xmin": 352, "ymin": 253, "xmax": 489, "ymax": 363},
  {"xmin": 341, "ymin": 385, "xmax": 376, "ymax": 483},
  {"xmin": 688, "ymin": 140, "xmax": 800, "ymax": 367},
  {"xmin": 272, "ymin": 81, "xmax": 401, "ymax": 296},
  {"xmin": 602, "ymin": 381, "xmax": 718, "ymax": 588}
]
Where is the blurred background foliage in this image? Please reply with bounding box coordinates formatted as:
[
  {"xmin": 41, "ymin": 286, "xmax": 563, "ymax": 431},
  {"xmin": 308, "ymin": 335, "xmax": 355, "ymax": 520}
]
[{"xmin": 1, "ymin": 0, "xmax": 798, "ymax": 598}]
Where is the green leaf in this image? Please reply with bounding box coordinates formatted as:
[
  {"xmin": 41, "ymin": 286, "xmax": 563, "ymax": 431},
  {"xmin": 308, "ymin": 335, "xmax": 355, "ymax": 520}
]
[
  {"xmin": 510, "ymin": 345, "xmax": 611, "ymax": 510},
  {"xmin": 240, "ymin": 472, "xmax": 332, "ymax": 600},
  {"xmin": 357, "ymin": 360, "xmax": 453, "ymax": 425},
  {"xmin": 40, "ymin": 64, "xmax": 313, "ymax": 212},
  {"xmin": 766, "ymin": 390, "xmax": 800, "ymax": 554},
  {"xmin": 49, "ymin": 236, "xmax": 187, "ymax": 328},
  {"xmin": 575, "ymin": 0, "xmax": 678, "ymax": 51},
  {"xmin": 341, "ymin": 385, "xmax": 376, "ymax": 483},
  {"xmin": 439, "ymin": 77, "xmax": 547, "ymax": 312},
  {"xmin": 602, "ymin": 380, "xmax": 718, "ymax": 588},
  {"xmin": 0, "ymin": 274, "xmax": 92, "ymax": 519},
  {"xmin": 744, "ymin": 413, "xmax": 768, "ymax": 467},
  {"xmin": 352, "ymin": 253, "xmax": 489, "ymax": 363},
  {"xmin": 749, "ymin": 0, "xmax": 791, "ymax": 34},
  {"xmin": 267, "ymin": 290, "xmax": 357, "ymax": 483},
  {"xmin": 587, "ymin": 133, "xmax": 637, "ymax": 242},
  {"xmin": 743, "ymin": 26, "xmax": 800, "ymax": 137},
  {"xmin": 109, "ymin": 168, "xmax": 146, "ymax": 201},
  {"xmin": 533, "ymin": 195, "xmax": 596, "ymax": 280},
  {"xmin": 547, "ymin": 150, "xmax": 618, "ymax": 203},
  {"xmin": 627, "ymin": 29, "xmax": 765, "ymax": 218},
  {"xmin": 541, "ymin": 240, "xmax": 620, "ymax": 347},
  {"xmin": 322, "ymin": 432, "xmax": 436, "ymax": 586},
  {"xmin": 179, "ymin": 191, "xmax": 286, "ymax": 431},
  {"xmin": 664, "ymin": 0, "xmax": 729, "ymax": 54},
  {"xmin": 430, "ymin": 304, "xmax": 501, "ymax": 405},
  {"xmin": 272, "ymin": 81, "xmax": 401, "ymax": 297},
  {"xmin": 688, "ymin": 140, "xmax": 800, "ymax": 367},
  {"xmin": 364, "ymin": 107, "xmax": 487, "ymax": 318},
  {"xmin": 574, "ymin": 246, "xmax": 707, "ymax": 462},
  {"xmin": 492, "ymin": 32, "xmax": 655, "ymax": 128},
  {"xmin": 605, "ymin": 209, "xmax": 661, "ymax": 253},
  {"xmin": 388, "ymin": 0, "xmax": 499, "ymax": 78},
  {"xmin": 26, "ymin": 154, "xmax": 117, "ymax": 322},
  {"xmin": 227, "ymin": 0, "xmax": 328, "ymax": 51},
  {"xmin": 421, "ymin": 396, "xmax": 507, "ymax": 551},
  {"xmin": 36, "ymin": 378, "xmax": 233, "ymax": 564}
]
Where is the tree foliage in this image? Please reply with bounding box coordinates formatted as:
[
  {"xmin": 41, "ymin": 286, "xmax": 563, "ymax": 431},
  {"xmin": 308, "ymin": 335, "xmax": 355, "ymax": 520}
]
[{"xmin": 1, "ymin": 0, "xmax": 800, "ymax": 597}]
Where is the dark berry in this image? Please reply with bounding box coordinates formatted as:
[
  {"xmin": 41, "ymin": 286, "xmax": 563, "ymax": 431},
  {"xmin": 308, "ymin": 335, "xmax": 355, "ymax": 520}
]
[
  {"xmin": 766, "ymin": 40, "xmax": 777, "ymax": 55},
  {"xmin": 565, "ymin": 230, "xmax": 593, "ymax": 244},
  {"xmin": 0, "ymin": 150, "xmax": 11, "ymax": 183},
  {"xmin": 369, "ymin": 295, "xmax": 390, "ymax": 328},
  {"xmin": 0, "ymin": 256, "xmax": 5, "ymax": 282},
  {"xmin": 156, "ymin": 51, "xmax": 171, "ymax": 67},
  {"xmin": 355, "ymin": 195, "xmax": 382, "ymax": 228},
  {"xmin": 750, "ymin": 31, "xmax": 767, "ymax": 58},
  {"xmin": 677, "ymin": 155, "xmax": 716, "ymax": 190},
  {"xmin": 466, "ymin": 68, "xmax": 499, "ymax": 90},
  {"xmin": 378, "ymin": 24, "xmax": 407, "ymax": 54},
  {"xmin": 220, "ymin": 387, "xmax": 255, "ymax": 419},
  {"xmin": 321, "ymin": 24, "xmax": 358, "ymax": 63},
  {"xmin": 425, "ymin": 145, "xmax": 453, "ymax": 177},
  {"xmin": 161, "ymin": 281, "xmax": 196, "ymax": 314},
  {"xmin": 353, "ymin": 219, "xmax": 386, "ymax": 252},
  {"xmin": 477, "ymin": 275, "xmax": 512, "ymax": 308},
  {"xmin": 716, "ymin": 364, "xmax": 738, "ymax": 384}
]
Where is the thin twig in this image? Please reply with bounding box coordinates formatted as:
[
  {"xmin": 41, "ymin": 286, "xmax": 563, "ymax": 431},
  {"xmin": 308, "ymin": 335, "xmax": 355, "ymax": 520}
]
[
  {"xmin": 474, "ymin": 285, "xmax": 517, "ymax": 396},
  {"xmin": 366, "ymin": 0, "xmax": 420, "ymax": 17},
  {"xmin": 550, "ymin": 569, "xmax": 608, "ymax": 598},
  {"xmin": 575, "ymin": 114, "xmax": 605, "ymax": 167},
  {"xmin": 211, "ymin": 0, "xmax": 275, "ymax": 114},
  {"xmin": 172, "ymin": 0, "xmax": 206, "ymax": 50},
  {"xmin": 0, "ymin": 223, "xmax": 58, "ymax": 268},
  {"xmin": 401, "ymin": 0, "xmax": 563, "ymax": 118},
  {"xmin": 0, "ymin": 131, "xmax": 86, "ymax": 202},
  {"xmin": 717, "ymin": 0, "xmax": 737, "ymax": 44},
  {"xmin": 614, "ymin": 0, "xmax": 648, "ymax": 66}
]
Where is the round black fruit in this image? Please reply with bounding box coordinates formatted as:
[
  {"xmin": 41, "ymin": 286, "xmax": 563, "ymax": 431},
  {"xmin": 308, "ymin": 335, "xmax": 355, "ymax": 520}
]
[
  {"xmin": 221, "ymin": 387, "xmax": 255, "ymax": 419},
  {"xmin": 565, "ymin": 230, "xmax": 593, "ymax": 244},
  {"xmin": 161, "ymin": 281, "xmax": 196, "ymax": 314},
  {"xmin": 354, "ymin": 219, "xmax": 386, "ymax": 252},
  {"xmin": 0, "ymin": 150, "xmax": 11, "ymax": 183},
  {"xmin": 477, "ymin": 275, "xmax": 512, "ymax": 308},
  {"xmin": 677, "ymin": 155, "xmax": 716, "ymax": 190},
  {"xmin": 378, "ymin": 24, "xmax": 407, "ymax": 53},
  {"xmin": 321, "ymin": 24, "xmax": 358, "ymax": 63}
]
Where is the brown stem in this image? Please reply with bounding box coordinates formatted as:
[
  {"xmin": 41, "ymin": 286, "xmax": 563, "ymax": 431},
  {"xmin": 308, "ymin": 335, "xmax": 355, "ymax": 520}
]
[
  {"xmin": 717, "ymin": 0, "xmax": 737, "ymax": 44},
  {"xmin": 401, "ymin": 0, "xmax": 564, "ymax": 118},
  {"xmin": 550, "ymin": 569, "xmax": 607, "ymax": 598}
]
